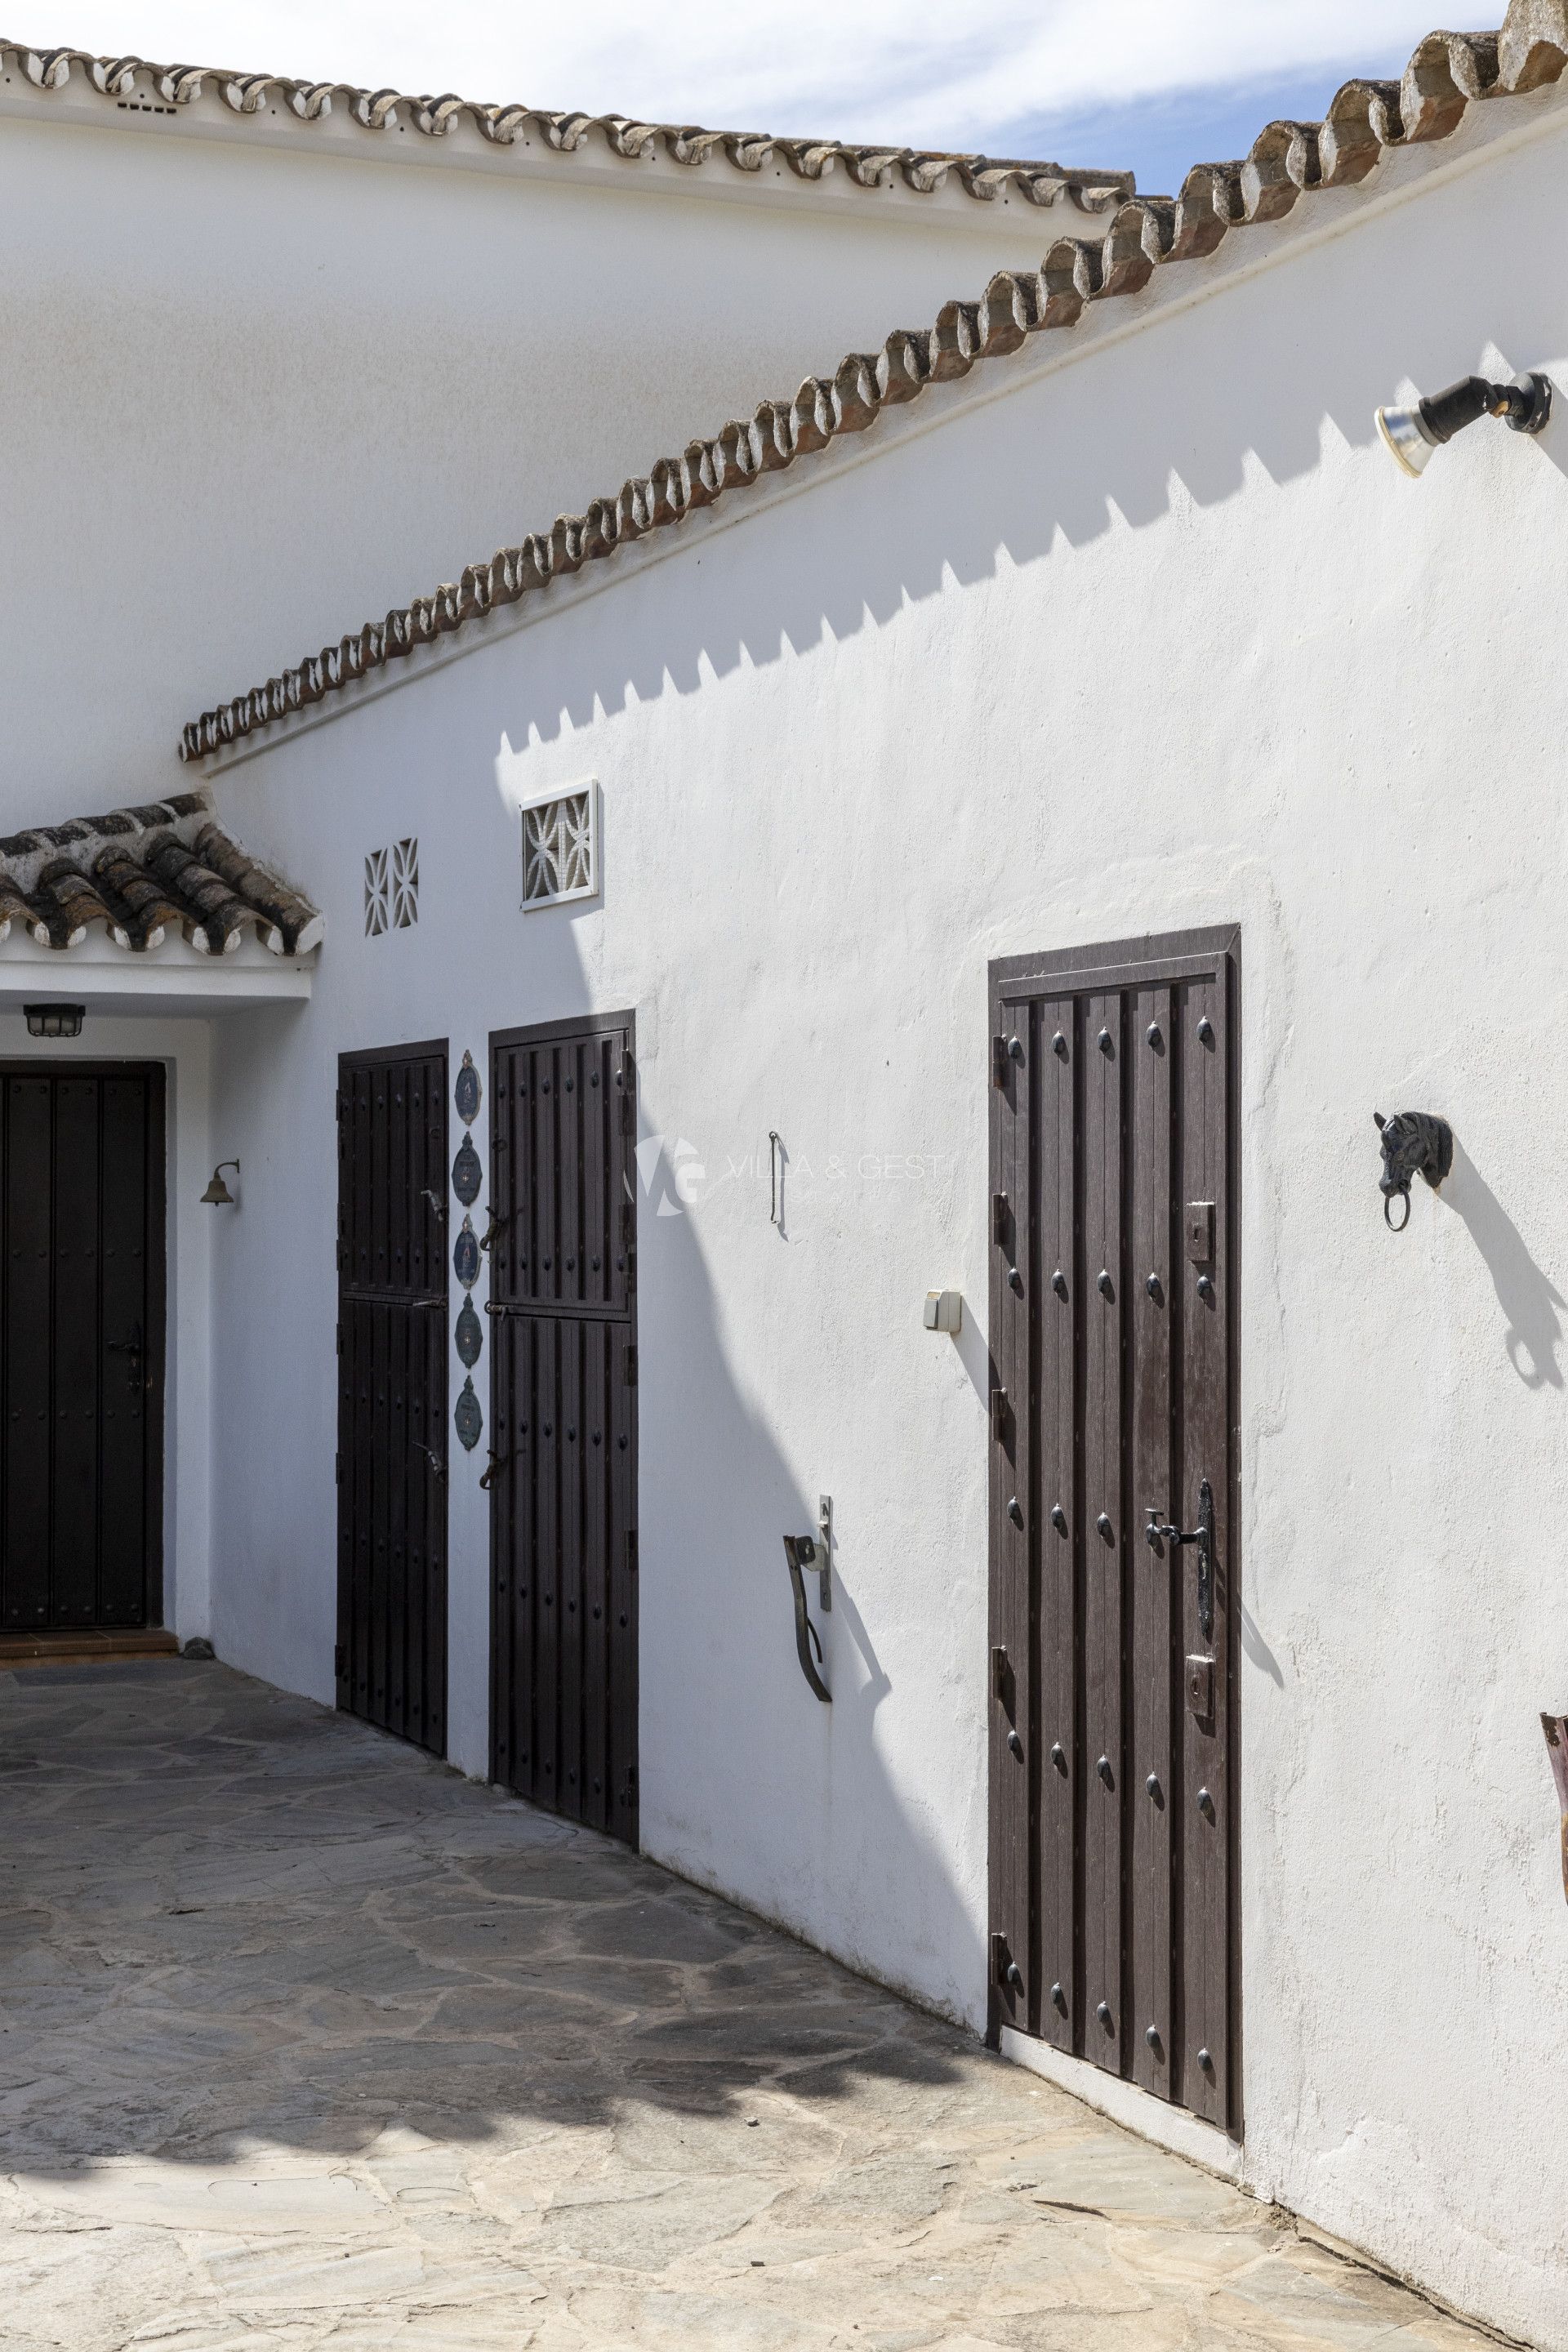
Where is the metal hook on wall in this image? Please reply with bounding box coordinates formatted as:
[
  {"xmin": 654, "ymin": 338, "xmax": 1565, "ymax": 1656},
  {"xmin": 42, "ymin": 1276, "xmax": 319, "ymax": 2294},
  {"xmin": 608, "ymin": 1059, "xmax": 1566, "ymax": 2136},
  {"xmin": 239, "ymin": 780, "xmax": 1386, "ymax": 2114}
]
[
  {"xmin": 782, "ymin": 1534, "xmax": 831, "ymax": 1703},
  {"xmin": 1372, "ymin": 1111, "xmax": 1453, "ymax": 1232}
]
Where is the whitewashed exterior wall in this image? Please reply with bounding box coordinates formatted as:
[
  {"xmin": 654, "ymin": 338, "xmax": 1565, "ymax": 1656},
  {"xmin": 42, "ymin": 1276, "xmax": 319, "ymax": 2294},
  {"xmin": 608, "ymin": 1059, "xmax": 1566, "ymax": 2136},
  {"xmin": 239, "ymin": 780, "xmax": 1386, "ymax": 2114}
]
[
  {"xmin": 0, "ymin": 91, "xmax": 1054, "ymax": 818},
  {"xmin": 188, "ymin": 91, "xmax": 1568, "ymax": 2349}
]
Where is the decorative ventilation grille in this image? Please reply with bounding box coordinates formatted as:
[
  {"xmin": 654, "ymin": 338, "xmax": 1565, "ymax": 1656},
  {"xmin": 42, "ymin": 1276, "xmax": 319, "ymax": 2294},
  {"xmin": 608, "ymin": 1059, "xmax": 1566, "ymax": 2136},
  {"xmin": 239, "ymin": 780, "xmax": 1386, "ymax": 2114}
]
[
  {"xmin": 364, "ymin": 848, "xmax": 388, "ymax": 937},
  {"xmin": 522, "ymin": 785, "xmax": 598, "ymax": 910},
  {"xmin": 365, "ymin": 838, "xmax": 419, "ymax": 937},
  {"xmin": 390, "ymin": 837, "xmax": 419, "ymax": 928}
]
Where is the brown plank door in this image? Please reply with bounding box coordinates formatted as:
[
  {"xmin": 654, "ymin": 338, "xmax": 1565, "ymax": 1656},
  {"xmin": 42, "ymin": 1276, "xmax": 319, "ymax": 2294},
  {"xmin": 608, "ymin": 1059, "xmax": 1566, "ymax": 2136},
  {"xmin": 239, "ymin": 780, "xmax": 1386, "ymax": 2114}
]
[
  {"xmin": 336, "ymin": 1041, "xmax": 449, "ymax": 1756},
  {"xmin": 987, "ymin": 929, "xmax": 1241, "ymax": 2136},
  {"xmin": 488, "ymin": 1014, "xmax": 639, "ymax": 1846},
  {"xmin": 0, "ymin": 1064, "xmax": 167, "ymax": 1633}
]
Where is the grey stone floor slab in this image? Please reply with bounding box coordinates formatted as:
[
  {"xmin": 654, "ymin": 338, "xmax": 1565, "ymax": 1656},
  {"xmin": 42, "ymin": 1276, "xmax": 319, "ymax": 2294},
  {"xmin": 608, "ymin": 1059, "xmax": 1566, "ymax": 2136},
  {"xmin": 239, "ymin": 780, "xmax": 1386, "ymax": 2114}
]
[{"xmin": 0, "ymin": 1663, "xmax": 1497, "ymax": 2350}]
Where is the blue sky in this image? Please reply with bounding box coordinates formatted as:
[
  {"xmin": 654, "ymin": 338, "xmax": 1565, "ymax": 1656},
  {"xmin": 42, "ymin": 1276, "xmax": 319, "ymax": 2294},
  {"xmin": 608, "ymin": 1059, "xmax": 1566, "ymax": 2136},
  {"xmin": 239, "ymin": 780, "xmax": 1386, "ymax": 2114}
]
[
  {"xmin": 31, "ymin": 4, "xmax": 1440, "ymax": 198},
  {"xmin": 1000, "ymin": 51, "xmax": 1417, "ymax": 196}
]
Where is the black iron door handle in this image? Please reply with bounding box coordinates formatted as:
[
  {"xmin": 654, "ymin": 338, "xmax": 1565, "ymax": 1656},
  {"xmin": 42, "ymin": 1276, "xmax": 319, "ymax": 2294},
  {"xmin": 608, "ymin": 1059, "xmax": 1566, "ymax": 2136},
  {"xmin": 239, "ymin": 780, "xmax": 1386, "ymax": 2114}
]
[
  {"xmin": 479, "ymin": 1446, "xmax": 519, "ymax": 1492},
  {"xmin": 1144, "ymin": 1477, "xmax": 1215, "ymax": 1644},
  {"xmin": 107, "ymin": 1322, "xmax": 146, "ymax": 1389},
  {"xmin": 782, "ymin": 1535, "xmax": 831, "ymax": 1703}
]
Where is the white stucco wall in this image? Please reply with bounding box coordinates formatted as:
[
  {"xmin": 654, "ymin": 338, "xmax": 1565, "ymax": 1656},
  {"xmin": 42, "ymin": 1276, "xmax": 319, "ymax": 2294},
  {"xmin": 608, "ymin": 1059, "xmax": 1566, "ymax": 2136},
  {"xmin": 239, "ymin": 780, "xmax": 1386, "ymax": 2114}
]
[
  {"xmin": 0, "ymin": 87, "xmax": 1055, "ymax": 821},
  {"xmin": 197, "ymin": 88, "xmax": 1568, "ymax": 2350}
]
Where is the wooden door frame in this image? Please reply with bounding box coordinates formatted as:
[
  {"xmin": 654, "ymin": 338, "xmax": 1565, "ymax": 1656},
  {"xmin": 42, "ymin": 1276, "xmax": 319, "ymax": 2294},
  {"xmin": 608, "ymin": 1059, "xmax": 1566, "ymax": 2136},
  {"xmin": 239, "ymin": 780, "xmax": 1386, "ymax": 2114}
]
[
  {"xmin": 984, "ymin": 927, "xmax": 1242, "ymax": 2139},
  {"xmin": 487, "ymin": 1009, "xmax": 639, "ymax": 1838},
  {"xmin": 0, "ymin": 1058, "xmax": 168, "ymax": 1630}
]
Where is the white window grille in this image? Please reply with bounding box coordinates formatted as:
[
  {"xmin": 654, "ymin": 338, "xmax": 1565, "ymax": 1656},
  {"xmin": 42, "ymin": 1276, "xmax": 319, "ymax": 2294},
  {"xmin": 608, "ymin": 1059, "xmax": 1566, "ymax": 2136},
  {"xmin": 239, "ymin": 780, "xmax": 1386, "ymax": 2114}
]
[
  {"xmin": 390, "ymin": 837, "xmax": 419, "ymax": 929},
  {"xmin": 521, "ymin": 784, "xmax": 599, "ymax": 910},
  {"xmin": 365, "ymin": 839, "xmax": 418, "ymax": 937},
  {"xmin": 364, "ymin": 847, "xmax": 389, "ymax": 938}
]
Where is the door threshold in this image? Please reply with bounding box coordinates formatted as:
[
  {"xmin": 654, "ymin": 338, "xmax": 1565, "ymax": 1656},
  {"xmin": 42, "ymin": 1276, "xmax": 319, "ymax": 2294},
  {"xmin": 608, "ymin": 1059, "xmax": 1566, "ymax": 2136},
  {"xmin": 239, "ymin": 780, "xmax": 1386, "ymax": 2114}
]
[
  {"xmin": 999, "ymin": 2026, "xmax": 1242, "ymax": 2182},
  {"xmin": 0, "ymin": 1628, "xmax": 181, "ymax": 1670}
]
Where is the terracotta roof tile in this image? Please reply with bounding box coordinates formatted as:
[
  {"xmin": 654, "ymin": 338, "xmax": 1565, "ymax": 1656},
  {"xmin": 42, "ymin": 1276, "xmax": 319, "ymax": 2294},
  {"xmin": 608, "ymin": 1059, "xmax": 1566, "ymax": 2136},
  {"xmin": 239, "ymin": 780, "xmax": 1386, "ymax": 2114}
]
[
  {"xmin": 0, "ymin": 35, "xmax": 1132, "ymax": 212},
  {"xmin": 0, "ymin": 793, "xmax": 323, "ymax": 955},
  {"xmin": 180, "ymin": 0, "xmax": 1568, "ymax": 764}
]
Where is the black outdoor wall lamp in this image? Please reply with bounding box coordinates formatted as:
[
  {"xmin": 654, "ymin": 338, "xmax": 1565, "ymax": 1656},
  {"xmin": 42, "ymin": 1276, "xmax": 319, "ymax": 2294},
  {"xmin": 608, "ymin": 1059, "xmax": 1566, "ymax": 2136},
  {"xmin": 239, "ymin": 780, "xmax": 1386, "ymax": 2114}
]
[
  {"xmin": 1375, "ymin": 371, "xmax": 1552, "ymax": 477},
  {"xmin": 1373, "ymin": 1112, "xmax": 1452, "ymax": 1231},
  {"xmin": 23, "ymin": 1003, "xmax": 85, "ymax": 1038}
]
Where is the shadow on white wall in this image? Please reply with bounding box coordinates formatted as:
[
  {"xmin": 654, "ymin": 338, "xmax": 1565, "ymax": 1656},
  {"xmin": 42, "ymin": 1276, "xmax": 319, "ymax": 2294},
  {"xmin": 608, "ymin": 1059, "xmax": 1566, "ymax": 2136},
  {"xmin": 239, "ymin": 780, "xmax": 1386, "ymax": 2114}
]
[{"xmin": 1441, "ymin": 1138, "xmax": 1566, "ymax": 1389}]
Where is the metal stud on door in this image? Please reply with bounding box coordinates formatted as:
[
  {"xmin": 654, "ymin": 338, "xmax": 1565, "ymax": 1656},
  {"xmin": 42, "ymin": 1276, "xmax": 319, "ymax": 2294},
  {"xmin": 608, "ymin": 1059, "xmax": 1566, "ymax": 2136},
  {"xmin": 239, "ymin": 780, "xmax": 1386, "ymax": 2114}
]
[{"xmin": 987, "ymin": 930, "xmax": 1240, "ymax": 2136}]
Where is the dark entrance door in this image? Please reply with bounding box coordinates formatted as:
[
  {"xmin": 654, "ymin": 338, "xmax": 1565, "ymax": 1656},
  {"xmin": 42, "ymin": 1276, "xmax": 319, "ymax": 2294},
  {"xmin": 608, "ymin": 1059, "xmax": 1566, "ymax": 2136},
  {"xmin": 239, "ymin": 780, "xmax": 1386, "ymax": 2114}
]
[
  {"xmin": 488, "ymin": 1014, "xmax": 639, "ymax": 1845},
  {"xmin": 0, "ymin": 1063, "xmax": 166, "ymax": 1633},
  {"xmin": 336, "ymin": 1040, "xmax": 448, "ymax": 1757},
  {"xmin": 987, "ymin": 929, "xmax": 1240, "ymax": 2136}
]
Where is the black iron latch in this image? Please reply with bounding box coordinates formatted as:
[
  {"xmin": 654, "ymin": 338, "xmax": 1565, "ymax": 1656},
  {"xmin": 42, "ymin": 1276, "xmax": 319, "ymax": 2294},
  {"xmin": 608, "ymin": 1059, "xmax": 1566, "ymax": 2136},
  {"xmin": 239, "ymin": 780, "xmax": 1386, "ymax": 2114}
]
[{"xmin": 1146, "ymin": 1477, "xmax": 1216, "ymax": 1645}]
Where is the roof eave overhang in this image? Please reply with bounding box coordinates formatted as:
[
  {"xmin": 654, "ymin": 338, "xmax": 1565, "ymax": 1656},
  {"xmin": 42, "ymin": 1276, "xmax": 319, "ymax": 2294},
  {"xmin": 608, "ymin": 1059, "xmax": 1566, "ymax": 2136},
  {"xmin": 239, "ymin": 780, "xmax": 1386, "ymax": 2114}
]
[{"xmin": 0, "ymin": 932, "xmax": 315, "ymax": 1019}]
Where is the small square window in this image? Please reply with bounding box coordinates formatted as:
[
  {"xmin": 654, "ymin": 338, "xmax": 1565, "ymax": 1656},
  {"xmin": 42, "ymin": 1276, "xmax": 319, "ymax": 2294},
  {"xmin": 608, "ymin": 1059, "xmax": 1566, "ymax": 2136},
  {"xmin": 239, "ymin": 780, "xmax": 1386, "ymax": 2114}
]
[{"xmin": 521, "ymin": 784, "xmax": 599, "ymax": 910}]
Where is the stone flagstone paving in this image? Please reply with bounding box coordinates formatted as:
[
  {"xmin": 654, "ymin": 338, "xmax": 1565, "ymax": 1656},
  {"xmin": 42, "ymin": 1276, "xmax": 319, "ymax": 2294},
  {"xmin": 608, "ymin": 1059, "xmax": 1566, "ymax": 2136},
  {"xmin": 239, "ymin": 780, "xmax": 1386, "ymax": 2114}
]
[{"xmin": 0, "ymin": 1661, "xmax": 1502, "ymax": 2351}]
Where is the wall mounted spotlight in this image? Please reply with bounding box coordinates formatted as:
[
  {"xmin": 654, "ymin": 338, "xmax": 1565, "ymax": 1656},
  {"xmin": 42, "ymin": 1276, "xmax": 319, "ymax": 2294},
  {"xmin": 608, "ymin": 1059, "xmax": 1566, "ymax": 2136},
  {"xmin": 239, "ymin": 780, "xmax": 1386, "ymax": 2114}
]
[
  {"xmin": 1372, "ymin": 1112, "xmax": 1451, "ymax": 1231},
  {"xmin": 1375, "ymin": 371, "xmax": 1552, "ymax": 477},
  {"xmin": 201, "ymin": 1159, "xmax": 240, "ymax": 1206},
  {"xmin": 23, "ymin": 1003, "xmax": 84, "ymax": 1039}
]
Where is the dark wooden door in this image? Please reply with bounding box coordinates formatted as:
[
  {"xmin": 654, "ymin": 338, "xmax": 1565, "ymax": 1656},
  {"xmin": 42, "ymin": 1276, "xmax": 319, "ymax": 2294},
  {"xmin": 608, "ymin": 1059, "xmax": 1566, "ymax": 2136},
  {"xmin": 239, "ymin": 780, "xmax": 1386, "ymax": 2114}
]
[
  {"xmin": 0, "ymin": 1064, "xmax": 166, "ymax": 1633},
  {"xmin": 987, "ymin": 929, "xmax": 1240, "ymax": 2136},
  {"xmin": 336, "ymin": 1041, "xmax": 448, "ymax": 1756},
  {"xmin": 488, "ymin": 1014, "xmax": 639, "ymax": 1845}
]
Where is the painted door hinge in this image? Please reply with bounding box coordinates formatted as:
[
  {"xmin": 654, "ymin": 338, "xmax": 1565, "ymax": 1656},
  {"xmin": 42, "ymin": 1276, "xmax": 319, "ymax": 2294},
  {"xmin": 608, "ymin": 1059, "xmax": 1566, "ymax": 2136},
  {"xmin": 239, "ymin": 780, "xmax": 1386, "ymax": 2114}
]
[
  {"xmin": 623, "ymin": 1344, "xmax": 638, "ymax": 1387},
  {"xmin": 334, "ymin": 1642, "xmax": 346, "ymax": 1678}
]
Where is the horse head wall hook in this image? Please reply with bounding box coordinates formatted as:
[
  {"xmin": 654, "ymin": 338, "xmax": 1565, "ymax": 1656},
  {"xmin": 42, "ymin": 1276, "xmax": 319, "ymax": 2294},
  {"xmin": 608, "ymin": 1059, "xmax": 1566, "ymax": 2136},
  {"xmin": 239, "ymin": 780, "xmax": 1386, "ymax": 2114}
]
[{"xmin": 1373, "ymin": 1111, "xmax": 1454, "ymax": 1232}]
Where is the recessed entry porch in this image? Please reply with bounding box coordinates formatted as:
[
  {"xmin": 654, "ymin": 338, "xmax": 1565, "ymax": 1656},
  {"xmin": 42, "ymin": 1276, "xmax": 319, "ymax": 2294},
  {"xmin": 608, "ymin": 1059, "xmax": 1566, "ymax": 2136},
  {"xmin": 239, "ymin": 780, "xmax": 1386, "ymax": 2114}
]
[
  {"xmin": 0, "ymin": 1656, "xmax": 1494, "ymax": 2352},
  {"xmin": 0, "ymin": 795, "xmax": 321, "ymax": 1663}
]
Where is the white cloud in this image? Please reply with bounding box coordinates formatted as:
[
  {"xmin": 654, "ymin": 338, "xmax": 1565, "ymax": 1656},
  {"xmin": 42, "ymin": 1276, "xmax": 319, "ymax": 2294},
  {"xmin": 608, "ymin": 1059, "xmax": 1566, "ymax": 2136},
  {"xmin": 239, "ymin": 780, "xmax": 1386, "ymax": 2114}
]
[{"xmin": 21, "ymin": 1, "xmax": 1444, "ymax": 147}]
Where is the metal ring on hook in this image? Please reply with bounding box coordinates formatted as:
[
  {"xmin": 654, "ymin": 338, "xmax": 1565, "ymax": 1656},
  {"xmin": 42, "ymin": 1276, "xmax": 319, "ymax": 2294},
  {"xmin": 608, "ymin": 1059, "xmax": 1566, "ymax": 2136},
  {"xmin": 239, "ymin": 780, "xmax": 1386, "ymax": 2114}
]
[{"xmin": 1384, "ymin": 1190, "xmax": 1412, "ymax": 1233}]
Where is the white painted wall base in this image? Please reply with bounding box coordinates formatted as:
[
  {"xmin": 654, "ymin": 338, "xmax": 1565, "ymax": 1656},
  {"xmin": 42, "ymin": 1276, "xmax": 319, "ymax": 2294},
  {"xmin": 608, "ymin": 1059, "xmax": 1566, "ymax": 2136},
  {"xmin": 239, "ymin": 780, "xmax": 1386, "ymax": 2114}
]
[{"xmin": 998, "ymin": 2029, "xmax": 1242, "ymax": 2184}]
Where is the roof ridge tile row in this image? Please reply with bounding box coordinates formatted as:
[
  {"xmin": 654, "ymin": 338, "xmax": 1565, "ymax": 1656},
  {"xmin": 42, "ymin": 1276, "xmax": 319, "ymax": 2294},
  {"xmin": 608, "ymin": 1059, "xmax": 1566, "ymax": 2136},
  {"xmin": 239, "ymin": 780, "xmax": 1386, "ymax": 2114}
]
[
  {"xmin": 0, "ymin": 34, "xmax": 1132, "ymax": 209},
  {"xmin": 180, "ymin": 0, "xmax": 1568, "ymax": 765}
]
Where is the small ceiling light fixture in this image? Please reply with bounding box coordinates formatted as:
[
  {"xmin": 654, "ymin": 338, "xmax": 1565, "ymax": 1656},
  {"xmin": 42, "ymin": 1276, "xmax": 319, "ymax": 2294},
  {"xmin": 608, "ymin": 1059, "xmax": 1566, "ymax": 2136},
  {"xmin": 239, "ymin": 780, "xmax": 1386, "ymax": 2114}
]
[
  {"xmin": 23, "ymin": 1003, "xmax": 86, "ymax": 1039},
  {"xmin": 1376, "ymin": 370, "xmax": 1552, "ymax": 478},
  {"xmin": 201, "ymin": 1159, "xmax": 240, "ymax": 1206}
]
